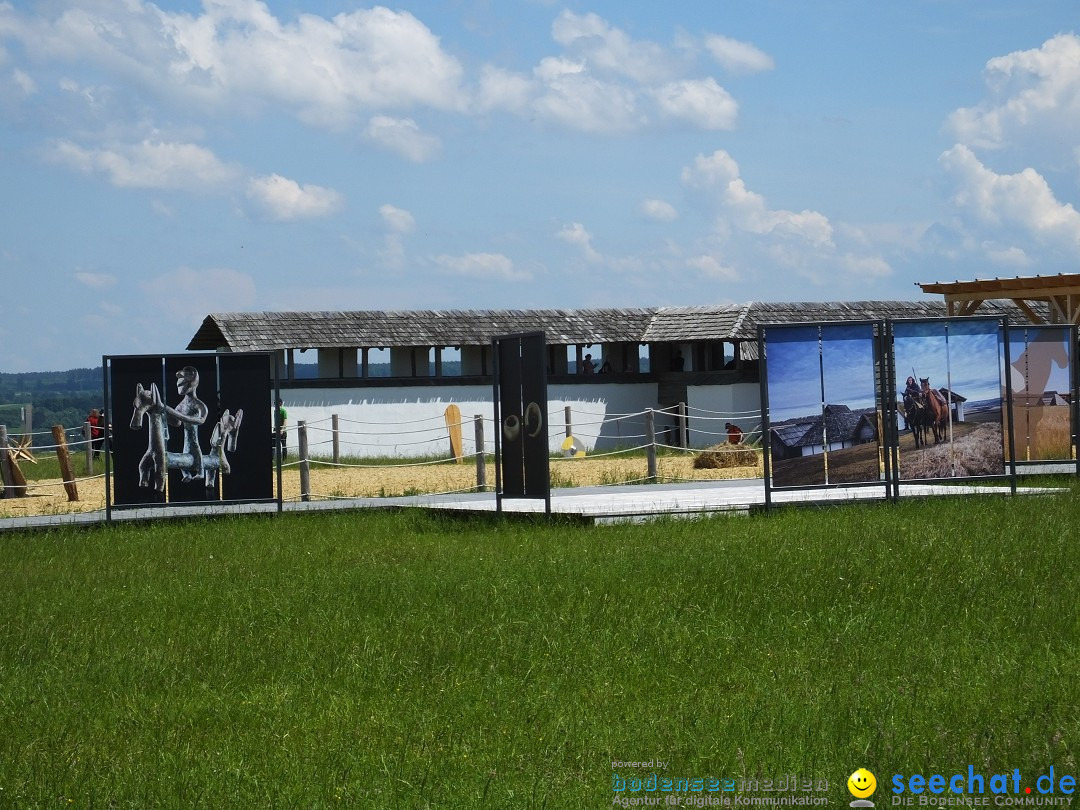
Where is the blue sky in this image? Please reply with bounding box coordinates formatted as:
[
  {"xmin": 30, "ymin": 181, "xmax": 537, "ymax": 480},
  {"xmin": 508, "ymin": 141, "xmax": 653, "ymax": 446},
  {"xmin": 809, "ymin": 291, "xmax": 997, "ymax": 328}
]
[
  {"xmin": 893, "ymin": 320, "xmax": 1003, "ymax": 402},
  {"xmin": 3, "ymin": 1, "xmax": 1080, "ymax": 371},
  {"xmin": 765, "ymin": 325, "xmax": 878, "ymax": 422}
]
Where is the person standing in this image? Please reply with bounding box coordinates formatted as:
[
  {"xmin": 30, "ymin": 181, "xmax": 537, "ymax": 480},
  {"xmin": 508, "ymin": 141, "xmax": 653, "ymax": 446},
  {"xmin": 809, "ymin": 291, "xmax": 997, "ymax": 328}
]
[
  {"xmin": 276, "ymin": 398, "xmax": 288, "ymax": 459},
  {"xmin": 725, "ymin": 422, "xmax": 744, "ymax": 445},
  {"xmin": 87, "ymin": 409, "xmax": 104, "ymax": 459}
]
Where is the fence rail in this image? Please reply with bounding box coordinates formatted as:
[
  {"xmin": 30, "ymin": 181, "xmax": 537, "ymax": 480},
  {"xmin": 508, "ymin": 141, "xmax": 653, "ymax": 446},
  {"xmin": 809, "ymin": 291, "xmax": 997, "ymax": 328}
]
[{"xmin": 1, "ymin": 403, "xmax": 764, "ymax": 506}]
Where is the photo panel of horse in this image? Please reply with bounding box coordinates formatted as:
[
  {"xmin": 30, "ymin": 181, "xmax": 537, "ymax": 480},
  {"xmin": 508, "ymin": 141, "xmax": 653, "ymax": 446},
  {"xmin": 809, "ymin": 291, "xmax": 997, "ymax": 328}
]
[
  {"xmin": 1007, "ymin": 325, "xmax": 1074, "ymax": 464},
  {"xmin": 890, "ymin": 318, "xmax": 1006, "ymax": 481},
  {"xmin": 164, "ymin": 354, "xmax": 221, "ymax": 504},
  {"xmin": 762, "ymin": 323, "xmax": 881, "ymax": 490},
  {"xmin": 107, "ymin": 356, "xmax": 167, "ymax": 507}
]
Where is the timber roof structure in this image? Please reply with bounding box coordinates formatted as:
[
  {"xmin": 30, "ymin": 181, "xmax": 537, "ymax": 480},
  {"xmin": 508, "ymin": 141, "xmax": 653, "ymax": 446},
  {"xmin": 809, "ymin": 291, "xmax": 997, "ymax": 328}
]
[
  {"xmin": 917, "ymin": 272, "xmax": 1080, "ymax": 323},
  {"xmin": 187, "ymin": 300, "xmax": 1030, "ymax": 353}
]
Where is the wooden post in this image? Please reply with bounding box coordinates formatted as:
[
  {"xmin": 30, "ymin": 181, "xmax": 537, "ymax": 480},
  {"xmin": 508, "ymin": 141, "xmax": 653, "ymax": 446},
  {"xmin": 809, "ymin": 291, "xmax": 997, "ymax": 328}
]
[
  {"xmin": 645, "ymin": 409, "xmax": 658, "ymax": 483},
  {"xmin": 474, "ymin": 414, "xmax": 486, "ymax": 492},
  {"xmin": 332, "ymin": 414, "xmax": 340, "ymax": 465},
  {"xmin": 445, "ymin": 404, "xmax": 464, "ymax": 463},
  {"xmin": 564, "ymin": 405, "xmax": 572, "ymax": 438},
  {"xmin": 84, "ymin": 421, "xmax": 94, "ymax": 473},
  {"xmin": 52, "ymin": 425, "xmax": 78, "ymax": 502},
  {"xmin": 21, "ymin": 403, "xmax": 32, "ymax": 437},
  {"xmin": 0, "ymin": 425, "xmax": 11, "ymax": 498},
  {"xmin": 298, "ymin": 421, "xmax": 310, "ymax": 502},
  {"xmin": 678, "ymin": 402, "xmax": 689, "ymax": 448}
]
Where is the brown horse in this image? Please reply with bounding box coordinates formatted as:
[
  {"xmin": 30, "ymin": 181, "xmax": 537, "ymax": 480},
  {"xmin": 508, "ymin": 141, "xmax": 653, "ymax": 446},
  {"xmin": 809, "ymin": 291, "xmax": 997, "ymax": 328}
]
[{"xmin": 920, "ymin": 377, "xmax": 949, "ymax": 444}]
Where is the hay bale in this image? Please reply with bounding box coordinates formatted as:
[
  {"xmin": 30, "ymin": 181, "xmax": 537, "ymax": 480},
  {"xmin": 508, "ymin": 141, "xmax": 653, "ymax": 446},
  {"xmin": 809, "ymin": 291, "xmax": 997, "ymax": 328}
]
[{"xmin": 693, "ymin": 443, "xmax": 758, "ymax": 470}]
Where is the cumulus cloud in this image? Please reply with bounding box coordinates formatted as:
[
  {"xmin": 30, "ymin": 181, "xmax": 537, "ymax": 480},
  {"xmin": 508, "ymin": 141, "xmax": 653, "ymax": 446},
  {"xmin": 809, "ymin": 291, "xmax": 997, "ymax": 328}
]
[
  {"xmin": 433, "ymin": 252, "xmax": 530, "ymax": 281},
  {"xmin": 704, "ymin": 35, "xmax": 775, "ymax": 74},
  {"xmin": 365, "ymin": 116, "xmax": 441, "ymax": 162},
  {"xmin": 379, "ymin": 204, "xmax": 415, "ymax": 233},
  {"xmin": 246, "ymin": 174, "xmax": 344, "ymax": 221},
  {"xmin": 74, "ymin": 271, "xmax": 117, "ymax": 288},
  {"xmin": 44, "ymin": 139, "xmax": 240, "ymax": 190},
  {"xmin": 2, "ymin": 3, "xmax": 754, "ymax": 139},
  {"xmin": 946, "ymin": 33, "xmax": 1080, "ymax": 153},
  {"xmin": 682, "ymin": 149, "xmax": 834, "ymax": 247},
  {"xmin": 679, "ymin": 149, "xmax": 894, "ymax": 284},
  {"xmin": 0, "ymin": 2, "xmax": 469, "ymax": 127},
  {"xmin": 940, "ymin": 143, "xmax": 1080, "ymax": 253},
  {"xmin": 556, "ymin": 222, "xmax": 602, "ymax": 262},
  {"xmin": 551, "ymin": 10, "xmax": 673, "ymax": 84},
  {"xmin": 378, "ymin": 204, "xmax": 415, "ymax": 267},
  {"xmin": 687, "ymin": 254, "xmax": 738, "ymax": 280},
  {"xmin": 652, "ymin": 77, "xmax": 737, "ymax": 130},
  {"xmin": 532, "ymin": 66, "xmax": 640, "ymax": 133},
  {"xmin": 641, "ymin": 199, "xmax": 678, "ymax": 221}
]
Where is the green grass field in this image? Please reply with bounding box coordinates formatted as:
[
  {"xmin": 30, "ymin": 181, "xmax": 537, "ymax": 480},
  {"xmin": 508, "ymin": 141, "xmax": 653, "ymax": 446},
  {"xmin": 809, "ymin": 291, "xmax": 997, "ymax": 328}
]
[{"xmin": 1, "ymin": 487, "xmax": 1077, "ymax": 807}]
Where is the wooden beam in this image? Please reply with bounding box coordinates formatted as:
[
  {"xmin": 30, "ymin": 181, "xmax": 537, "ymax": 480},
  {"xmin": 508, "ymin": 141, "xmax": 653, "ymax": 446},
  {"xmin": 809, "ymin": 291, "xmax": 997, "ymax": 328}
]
[
  {"xmin": 1013, "ymin": 299, "xmax": 1045, "ymax": 324},
  {"xmin": 1049, "ymin": 296, "xmax": 1069, "ymax": 324}
]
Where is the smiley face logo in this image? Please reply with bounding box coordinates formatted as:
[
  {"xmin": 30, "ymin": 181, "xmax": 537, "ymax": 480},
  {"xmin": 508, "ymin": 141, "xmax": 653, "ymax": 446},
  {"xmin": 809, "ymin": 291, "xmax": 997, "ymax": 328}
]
[{"xmin": 847, "ymin": 768, "xmax": 877, "ymax": 799}]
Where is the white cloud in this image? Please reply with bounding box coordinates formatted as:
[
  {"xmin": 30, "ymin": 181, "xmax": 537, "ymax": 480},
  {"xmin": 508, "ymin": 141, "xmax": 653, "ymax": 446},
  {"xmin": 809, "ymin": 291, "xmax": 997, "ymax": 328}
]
[
  {"xmin": 2, "ymin": 2, "xmax": 469, "ymax": 127},
  {"xmin": 378, "ymin": 204, "xmax": 415, "ymax": 267},
  {"xmin": 11, "ymin": 68, "xmax": 35, "ymax": 95},
  {"xmin": 551, "ymin": 10, "xmax": 673, "ymax": 84},
  {"xmin": 947, "ymin": 34, "xmax": 1080, "ymax": 152},
  {"xmin": 704, "ymin": 34, "xmax": 775, "ymax": 74},
  {"xmin": 433, "ymin": 252, "xmax": 530, "ymax": 281},
  {"xmin": 379, "ymin": 204, "xmax": 415, "ymax": 233},
  {"xmin": 476, "ymin": 65, "xmax": 534, "ymax": 113},
  {"xmin": 141, "ymin": 267, "xmax": 255, "ymax": 325},
  {"xmin": 246, "ymin": 174, "xmax": 344, "ymax": 221},
  {"xmin": 533, "ymin": 69, "xmax": 640, "ymax": 134},
  {"xmin": 682, "ymin": 149, "xmax": 834, "ymax": 247},
  {"xmin": 984, "ymin": 244, "xmax": 1032, "ymax": 268},
  {"xmin": 556, "ymin": 222, "xmax": 602, "ymax": 262},
  {"xmin": 940, "ymin": 143, "xmax": 1080, "ymax": 252},
  {"xmin": 74, "ymin": 271, "xmax": 116, "ymax": 289},
  {"xmin": 837, "ymin": 254, "xmax": 892, "ymax": 278},
  {"xmin": 652, "ymin": 77, "xmax": 737, "ymax": 130},
  {"xmin": 44, "ymin": 139, "xmax": 240, "ymax": 190},
  {"xmin": 678, "ymin": 150, "xmax": 895, "ymax": 285},
  {"xmin": 365, "ymin": 116, "xmax": 441, "ymax": 162},
  {"xmin": 687, "ymin": 254, "xmax": 738, "ymax": 280},
  {"xmin": 641, "ymin": 199, "xmax": 678, "ymax": 222}
]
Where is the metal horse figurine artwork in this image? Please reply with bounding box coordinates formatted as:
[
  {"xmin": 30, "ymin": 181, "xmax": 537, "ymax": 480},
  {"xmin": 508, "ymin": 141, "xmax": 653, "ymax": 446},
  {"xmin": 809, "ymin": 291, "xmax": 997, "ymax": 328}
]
[{"xmin": 129, "ymin": 367, "xmax": 244, "ymax": 494}]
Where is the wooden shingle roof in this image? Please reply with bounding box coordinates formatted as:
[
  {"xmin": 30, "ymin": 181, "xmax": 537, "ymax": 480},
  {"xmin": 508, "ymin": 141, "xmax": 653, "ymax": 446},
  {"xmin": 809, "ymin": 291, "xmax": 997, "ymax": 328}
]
[{"xmin": 187, "ymin": 300, "xmax": 1033, "ymax": 353}]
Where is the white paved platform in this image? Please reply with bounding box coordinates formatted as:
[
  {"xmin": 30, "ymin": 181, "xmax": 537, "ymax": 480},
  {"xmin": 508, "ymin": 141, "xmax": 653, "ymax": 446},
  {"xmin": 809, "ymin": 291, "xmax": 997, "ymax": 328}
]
[{"xmin": 0, "ymin": 479, "xmax": 1058, "ymax": 532}]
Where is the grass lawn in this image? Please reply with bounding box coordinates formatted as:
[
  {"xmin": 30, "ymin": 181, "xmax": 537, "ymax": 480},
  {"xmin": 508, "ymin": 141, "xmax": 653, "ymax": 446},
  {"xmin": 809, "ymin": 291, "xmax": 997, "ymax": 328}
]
[{"xmin": 0, "ymin": 486, "xmax": 1077, "ymax": 807}]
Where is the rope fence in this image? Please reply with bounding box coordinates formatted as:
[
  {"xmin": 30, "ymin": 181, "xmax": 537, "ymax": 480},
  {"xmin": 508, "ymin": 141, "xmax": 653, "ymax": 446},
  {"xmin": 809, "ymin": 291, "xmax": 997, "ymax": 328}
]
[
  {"xmin": 2, "ymin": 401, "xmax": 765, "ymax": 505},
  {"xmin": 285, "ymin": 402, "xmax": 763, "ymax": 500}
]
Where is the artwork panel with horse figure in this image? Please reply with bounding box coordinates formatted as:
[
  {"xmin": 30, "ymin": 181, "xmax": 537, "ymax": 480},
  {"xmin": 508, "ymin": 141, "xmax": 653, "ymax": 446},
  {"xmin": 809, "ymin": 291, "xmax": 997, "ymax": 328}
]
[
  {"xmin": 108, "ymin": 356, "xmax": 166, "ymax": 506},
  {"xmin": 107, "ymin": 353, "xmax": 265, "ymax": 509},
  {"xmin": 891, "ymin": 318, "xmax": 1006, "ymax": 481},
  {"xmin": 762, "ymin": 325, "xmax": 826, "ymax": 487},
  {"xmin": 1007, "ymin": 326, "xmax": 1073, "ymax": 463},
  {"xmin": 165, "ymin": 354, "xmax": 221, "ymax": 504}
]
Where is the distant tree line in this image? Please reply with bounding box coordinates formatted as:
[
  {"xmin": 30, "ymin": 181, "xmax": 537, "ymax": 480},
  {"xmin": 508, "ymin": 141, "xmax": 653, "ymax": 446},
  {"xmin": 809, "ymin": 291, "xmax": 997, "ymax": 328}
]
[{"xmin": 0, "ymin": 368, "xmax": 103, "ymax": 444}]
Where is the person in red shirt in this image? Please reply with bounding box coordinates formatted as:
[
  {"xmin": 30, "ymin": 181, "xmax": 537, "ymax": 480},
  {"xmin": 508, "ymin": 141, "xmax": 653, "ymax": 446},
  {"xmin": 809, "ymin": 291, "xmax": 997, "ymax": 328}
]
[
  {"xmin": 725, "ymin": 422, "xmax": 743, "ymax": 445},
  {"xmin": 87, "ymin": 409, "xmax": 105, "ymax": 459}
]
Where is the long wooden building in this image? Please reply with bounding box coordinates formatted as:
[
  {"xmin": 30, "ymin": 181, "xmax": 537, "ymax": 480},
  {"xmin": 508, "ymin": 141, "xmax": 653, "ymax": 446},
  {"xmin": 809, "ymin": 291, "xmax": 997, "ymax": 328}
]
[{"xmin": 186, "ymin": 298, "xmax": 1035, "ymax": 457}]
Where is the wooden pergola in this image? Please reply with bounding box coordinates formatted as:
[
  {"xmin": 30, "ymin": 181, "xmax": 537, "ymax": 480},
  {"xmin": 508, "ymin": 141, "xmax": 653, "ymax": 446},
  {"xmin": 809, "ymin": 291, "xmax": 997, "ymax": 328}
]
[{"xmin": 918, "ymin": 273, "xmax": 1080, "ymax": 324}]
